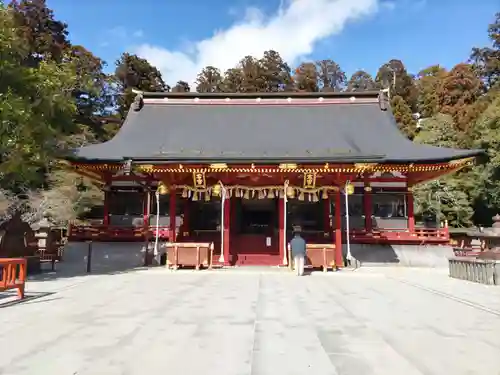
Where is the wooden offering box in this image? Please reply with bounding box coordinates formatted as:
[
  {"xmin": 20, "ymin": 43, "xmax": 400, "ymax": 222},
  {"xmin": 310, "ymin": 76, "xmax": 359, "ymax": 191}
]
[{"xmin": 165, "ymin": 242, "xmax": 214, "ymax": 270}]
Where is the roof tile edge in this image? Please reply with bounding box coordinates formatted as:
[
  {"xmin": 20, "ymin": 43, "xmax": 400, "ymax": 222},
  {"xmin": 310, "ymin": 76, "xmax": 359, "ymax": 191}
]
[{"xmin": 138, "ymin": 90, "xmax": 382, "ymax": 100}]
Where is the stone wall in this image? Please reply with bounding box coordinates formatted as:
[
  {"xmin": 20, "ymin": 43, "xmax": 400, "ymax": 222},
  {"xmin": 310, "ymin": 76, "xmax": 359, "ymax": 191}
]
[
  {"xmin": 449, "ymin": 257, "xmax": 499, "ymax": 285},
  {"xmin": 343, "ymin": 244, "xmax": 454, "ymax": 268}
]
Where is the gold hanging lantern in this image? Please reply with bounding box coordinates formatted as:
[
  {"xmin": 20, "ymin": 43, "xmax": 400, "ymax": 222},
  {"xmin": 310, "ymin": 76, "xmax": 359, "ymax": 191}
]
[
  {"xmin": 268, "ymin": 189, "xmax": 275, "ymax": 199},
  {"xmin": 235, "ymin": 189, "xmax": 240, "ymax": 198},
  {"xmin": 204, "ymin": 192, "xmax": 211, "ymax": 201},
  {"xmin": 312, "ymin": 193, "xmax": 319, "ymax": 202},
  {"xmin": 286, "ymin": 186, "xmax": 295, "ymax": 198},
  {"xmin": 345, "ymin": 182, "xmax": 354, "ymax": 195},
  {"xmin": 298, "ymin": 192, "xmax": 305, "ymax": 201},
  {"xmin": 258, "ymin": 190, "xmax": 265, "ymax": 199},
  {"xmin": 182, "ymin": 188, "xmax": 188, "ymax": 198},
  {"xmin": 322, "ymin": 189, "xmax": 329, "ymax": 200},
  {"xmin": 212, "ymin": 183, "xmax": 221, "ymax": 197},
  {"xmin": 243, "ymin": 190, "xmax": 250, "ymax": 199},
  {"xmin": 157, "ymin": 182, "xmax": 169, "ymax": 195},
  {"xmin": 192, "ymin": 192, "xmax": 199, "ymax": 201}
]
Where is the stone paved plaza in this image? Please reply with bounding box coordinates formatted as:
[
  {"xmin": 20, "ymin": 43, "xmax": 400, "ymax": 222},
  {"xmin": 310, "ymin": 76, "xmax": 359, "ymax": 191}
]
[{"xmin": 1, "ymin": 267, "xmax": 500, "ymax": 375}]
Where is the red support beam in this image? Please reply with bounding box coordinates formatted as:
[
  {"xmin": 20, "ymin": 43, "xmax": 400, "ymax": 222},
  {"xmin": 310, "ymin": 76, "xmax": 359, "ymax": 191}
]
[
  {"xmin": 363, "ymin": 177, "xmax": 372, "ymax": 232},
  {"xmin": 334, "ymin": 189, "xmax": 343, "ymax": 268},
  {"xmin": 143, "ymin": 191, "xmax": 150, "ymax": 228},
  {"xmin": 169, "ymin": 190, "xmax": 177, "ymax": 242},
  {"xmin": 407, "ymin": 189, "xmax": 415, "ymax": 233},
  {"xmin": 181, "ymin": 199, "xmax": 190, "ymax": 239},
  {"xmin": 103, "ymin": 190, "xmax": 110, "ymax": 226},
  {"xmin": 323, "ymin": 197, "xmax": 331, "ymax": 235},
  {"xmin": 279, "ymin": 197, "xmax": 286, "ymax": 266},
  {"xmin": 223, "ymin": 197, "xmax": 231, "ymax": 265}
]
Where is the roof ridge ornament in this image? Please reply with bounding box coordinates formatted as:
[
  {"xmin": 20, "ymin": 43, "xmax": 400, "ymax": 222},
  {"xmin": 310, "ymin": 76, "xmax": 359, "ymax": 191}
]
[
  {"xmin": 131, "ymin": 89, "xmax": 144, "ymax": 111},
  {"xmin": 378, "ymin": 89, "xmax": 389, "ymax": 111}
]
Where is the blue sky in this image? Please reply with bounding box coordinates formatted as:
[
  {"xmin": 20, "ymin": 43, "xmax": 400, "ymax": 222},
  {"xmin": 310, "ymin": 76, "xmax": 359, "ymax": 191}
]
[{"xmin": 47, "ymin": 0, "xmax": 497, "ymax": 86}]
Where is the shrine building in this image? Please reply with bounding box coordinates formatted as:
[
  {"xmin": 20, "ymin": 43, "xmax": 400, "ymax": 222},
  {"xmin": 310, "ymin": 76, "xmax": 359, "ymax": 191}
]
[{"xmin": 64, "ymin": 91, "xmax": 483, "ymax": 267}]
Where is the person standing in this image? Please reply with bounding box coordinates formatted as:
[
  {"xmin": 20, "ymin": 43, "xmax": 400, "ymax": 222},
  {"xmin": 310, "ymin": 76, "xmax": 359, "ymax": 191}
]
[{"xmin": 290, "ymin": 228, "xmax": 306, "ymax": 276}]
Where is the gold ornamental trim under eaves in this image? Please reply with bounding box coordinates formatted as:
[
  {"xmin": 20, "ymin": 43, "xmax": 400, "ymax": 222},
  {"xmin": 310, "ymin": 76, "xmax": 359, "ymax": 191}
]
[{"xmin": 72, "ymin": 157, "xmax": 476, "ymax": 174}]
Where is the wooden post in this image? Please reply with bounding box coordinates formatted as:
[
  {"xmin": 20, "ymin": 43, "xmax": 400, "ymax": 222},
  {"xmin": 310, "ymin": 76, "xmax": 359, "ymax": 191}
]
[
  {"xmin": 407, "ymin": 189, "xmax": 415, "ymax": 233},
  {"xmin": 86, "ymin": 241, "xmax": 93, "ymax": 273},
  {"xmin": 169, "ymin": 189, "xmax": 177, "ymax": 242},
  {"xmin": 103, "ymin": 190, "xmax": 110, "ymax": 226},
  {"xmin": 323, "ymin": 196, "xmax": 331, "ymax": 236},
  {"xmin": 223, "ymin": 196, "xmax": 231, "ymax": 265},
  {"xmin": 363, "ymin": 177, "xmax": 372, "ymax": 233},
  {"xmin": 279, "ymin": 197, "xmax": 286, "ymax": 266},
  {"xmin": 181, "ymin": 199, "xmax": 190, "ymax": 239},
  {"xmin": 143, "ymin": 190, "xmax": 150, "ymax": 228},
  {"xmin": 334, "ymin": 189, "xmax": 343, "ymax": 268}
]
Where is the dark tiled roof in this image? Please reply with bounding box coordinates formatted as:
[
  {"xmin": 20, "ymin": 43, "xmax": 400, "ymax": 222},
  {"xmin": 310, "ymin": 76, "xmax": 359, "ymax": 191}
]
[{"xmin": 68, "ymin": 93, "xmax": 483, "ymax": 164}]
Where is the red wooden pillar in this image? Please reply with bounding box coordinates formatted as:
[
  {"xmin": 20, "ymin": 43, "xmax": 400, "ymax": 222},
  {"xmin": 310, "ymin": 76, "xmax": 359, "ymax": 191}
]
[
  {"xmin": 181, "ymin": 199, "xmax": 190, "ymax": 239},
  {"xmin": 143, "ymin": 190, "xmax": 150, "ymax": 228},
  {"xmin": 407, "ymin": 189, "xmax": 415, "ymax": 233},
  {"xmin": 363, "ymin": 178, "xmax": 373, "ymax": 233},
  {"xmin": 169, "ymin": 190, "xmax": 177, "ymax": 242},
  {"xmin": 279, "ymin": 197, "xmax": 286, "ymax": 266},
  {"xmin": 323, "ymin": 197, "xmax": 331, "ymax": 235},
  {"xmin": 103, "ymin": 190, "xmax": 110, "ymax": 226},
  {"xmin": 334, "ymin": 189, "xmax": 343, "ymax": 268},
  {"xmin": 223, "ymin": 196, "xmax": 231, "ymax": 265}
]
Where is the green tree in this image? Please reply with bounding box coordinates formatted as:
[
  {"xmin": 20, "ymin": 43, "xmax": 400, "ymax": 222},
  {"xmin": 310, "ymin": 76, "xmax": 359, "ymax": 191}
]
[
  {"xmin": 195, "ymin": 66, "xmax": 223, "ymax": 93},
  {"xmin": 415, "ymin": 65, "xmax": 447, "ymax": 118},
  {"xmin": 9, "ymin": 0, "xmax": 70, "ymax": 66},
  {"xmin": 171, "ymin": 80, "xmax": 190, "ymax": 92},
  {"xmin": 0, "ymin": 5, "xmax": 77, "ymax": 191},
  {"xmin": 316, "ymin": 59, "xmax": 346, "ymax": 92},
  {"xmin": 238, "ymin": 55, "xmax": 266, "ymax": 92},
  {"xmin": 293, "ymin": 62, "xmax": 319, "ymax": 92},
  {"xmin": 437, "ymin": 63, "xmax": 483, "ymax": 131},
  {"xmin": 221, "ymin": 68, "xmax": 244, "ymax": 92},
  {"xmin": 346, "ymin": 70, "xmax": 376, "ymax": 92},
  {"xmin": 376, "ymin": 59, "xmax": 418, "ymax": 110},
  {"xmin": 115, "ymin": 53, "xmax": 168, "ymax": 117},
  {"xmin": 470, "ymin": 12, "xmax": 500, "ymax": 89},
  {"xmin": 260, "ymin": 50, "xmax": 293, "ymax": 92},
  {"xmin": 413, "ymin": 114, "xmax": 476, "ymax": 226},
  {"xmin": 470, "ymin": 92, "xmax": 500, "ymax": 211},
  {"xmin": 390, "ymin": 95, "xmax": 416, "ymax": 139}
]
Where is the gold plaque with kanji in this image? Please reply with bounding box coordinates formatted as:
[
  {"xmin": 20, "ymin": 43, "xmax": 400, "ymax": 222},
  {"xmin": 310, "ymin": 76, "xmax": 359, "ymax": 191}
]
[
  {"xmin": 192, "ymin": 172, "xmax": 206, "ymax": 188},
  {"xmin": 303, "ymin": 172, "xmax": 317, "ymax": 189}
]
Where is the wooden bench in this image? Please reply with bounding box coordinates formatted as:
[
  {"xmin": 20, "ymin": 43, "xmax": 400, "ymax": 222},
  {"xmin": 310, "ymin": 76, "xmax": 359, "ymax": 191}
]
[
  {"xmin": 165, "ymin": 242, "xmax": 214, "ymax": 270},
  {"xmin": 0, "ymin": 258, "xmax": 27, "ymax": 300},
  {"xmin": 288, "ymin": 243, "xmax": 337, "ymax": 272}
]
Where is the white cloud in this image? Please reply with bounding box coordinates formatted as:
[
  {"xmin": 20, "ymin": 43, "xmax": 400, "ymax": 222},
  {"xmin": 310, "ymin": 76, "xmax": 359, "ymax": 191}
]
[
  {"xmin": 108, "ymin": 26, "xmax": 128, "ymax": 39},
  {"xmin": 134, "ymin": 0, "xmax": 383, "ymax": 88},
  {"xmin": 132, "ymin": 29, "xmax": 144, "ymax": 38}
]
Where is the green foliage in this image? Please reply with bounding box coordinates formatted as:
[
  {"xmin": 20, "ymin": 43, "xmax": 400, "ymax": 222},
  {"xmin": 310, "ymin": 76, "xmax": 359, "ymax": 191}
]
[
  {"xmin": 413, "ymin": 114, "xmax": 477, "ymax": 226},
  {"xmin": 115, "ymin": 53, "xmax": 168, "ymax": 117},
  {"xmin": 390, "ymin": 95, "xmax": 416, "ymax": 139},
  {"xmin": 0, "ymin": 6, "xmax": 77, "ymax": 190},
  {"xmin": 346, "ymin": 70, "xmax": 376, "ymax": 92},
  {"xmin": 195, "ymin": 66, "xmax": 223, "ymax": 93}
]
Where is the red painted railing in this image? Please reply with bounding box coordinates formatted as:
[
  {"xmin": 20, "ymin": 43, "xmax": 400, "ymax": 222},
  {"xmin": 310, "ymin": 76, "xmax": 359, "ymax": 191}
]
[
  {"xmin": 0, "ymin": 258, "xmax": 27, "ymax": 300},
  {"xmin": 68, "ymin": 223, "xmax": 172, "ymax": 242},
  {"xmin": 350, "ymin": 227, "xmax": 450, "ymax": 244},
  {"xmin": 68, "ymin": 223, "xmax": 450, "ymax": 245}
]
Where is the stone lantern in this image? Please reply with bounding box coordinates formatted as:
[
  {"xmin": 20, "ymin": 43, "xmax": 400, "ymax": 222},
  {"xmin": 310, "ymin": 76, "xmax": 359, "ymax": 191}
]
[
  {"xmin": 492, "ymin": 214, "xmax": 500, "ymax": 233},
  {"xmin": 33, "ymin": 216, "xmax": 53, "ymax": 254}
]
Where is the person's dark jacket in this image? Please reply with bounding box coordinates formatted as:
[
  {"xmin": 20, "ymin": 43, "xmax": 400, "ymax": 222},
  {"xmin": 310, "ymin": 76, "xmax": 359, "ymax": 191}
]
[{"xmin": 290, "ymin": 235, "xmax": 306, "ymax": 257}]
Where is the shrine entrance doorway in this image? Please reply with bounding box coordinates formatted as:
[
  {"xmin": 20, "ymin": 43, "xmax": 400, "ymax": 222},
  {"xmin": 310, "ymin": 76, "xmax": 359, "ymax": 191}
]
[{"xmin": 231, "ymin": 198, "xmax": 280, "ymax": 265}]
